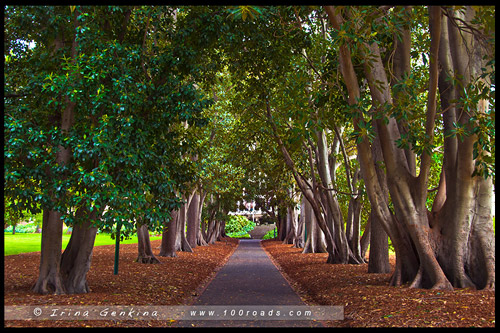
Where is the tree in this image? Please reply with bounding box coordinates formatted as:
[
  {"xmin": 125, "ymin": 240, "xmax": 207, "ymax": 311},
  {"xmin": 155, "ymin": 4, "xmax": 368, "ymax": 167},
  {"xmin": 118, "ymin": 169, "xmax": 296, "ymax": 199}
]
[
  {"xmin": 302, "ymin": 186, "xmax": 328, "ymax": 253},
  {"xmin": 136, "ymin": 223, "xmax": 161, "ymax": 264},
  {"xmin": 5, "ymin": 5, "xmax": 494, "ymax": 295},
  {"xmin": 325, "ymin": 5, "xmax": 495, "ymax": 289},
  {"xmin": 4, "ymin": 5, "xmax": 212, "ymax": 293}
]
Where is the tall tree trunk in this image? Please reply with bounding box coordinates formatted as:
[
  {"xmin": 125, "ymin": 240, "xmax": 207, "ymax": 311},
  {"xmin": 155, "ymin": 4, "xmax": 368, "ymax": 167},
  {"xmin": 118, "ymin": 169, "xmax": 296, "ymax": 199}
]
[
  {"xmin": 33, "ymin": 74, "xmax": 76, "ymax": 296},
  {"xmin": 302, "ymin": 188, "xmax": 327, "ymax": 253},
  {"xmin": 346, "ymin": 192, "xmax": 365, "ymax": 264},
  {"xmin": 186, "ymin": 191, "xmax": 200, "ymax": 248},
  {"xmin": 32, "ymin": 210, "xmax": 66, "ymax": 294},
  {"xmin": 368, "ymin": 211, "xmax": 391, "ymax": 273},
  {"xmin": 206, "ymin": 219, "xmax": 218, "ymax": 244},
  {"xmin": 196, "ymin": 191, "xmax": 209, "ymax": 246},
  {"xmin": 216, "ymin": 218, "xmax": 226, "ymax": 241},
  {"xmin": 277, "ymin": 205, "xmax": 287, "ymax": 241},
  {"xmin": 136, "ymin": 224, "xmax": 161, "ymax": 264},
  {"xmin": 367, "ymin": 122, "xmax": 391, "ymax": 273},
  {"xmin": 282, "ymin": 204, "xmax": 294, "ymax": 244},
  {"xmin": 282, "ymin": 188, "xmax": 303, "ymax": 247},
  {"xmin": 60, "ymin": 208, "xmax": 98, "ymax": 294},
  {"xmin": 432, "ymin": 7, "xmax": 495, "ymax": 289},
  {"xmin": 159, "ymin": 210, "xmax": 179, "ymax": 257},
  {"xmin": 175, "ymin": 194, "xmax": 193, "ymax": 252},
  {"xmin": 283, "ymin": 203, "xmax": 303, "ymax": 248},
  {"xmin": 204, "ymin": 196, "xmax": 219, "ymax": 244},
  {"xmin": 345, "ymin": 159, "xmax": 366, "ymax": 264},
  {"xmin": 360, "ymin": 217, "xmax": 371, "ymax": 259},
  {"xmin": 362, "ymin": 6, "xmax": 451, "ymax": 289}
]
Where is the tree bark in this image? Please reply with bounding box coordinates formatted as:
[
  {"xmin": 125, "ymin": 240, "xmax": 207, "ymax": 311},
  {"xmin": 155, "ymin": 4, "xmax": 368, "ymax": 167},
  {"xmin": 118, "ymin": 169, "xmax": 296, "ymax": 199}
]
[
  {"xmin": 367, "ymin": 211, "xmax": 391, "ymax": 273},
  {"xmin": 186, "ymin": 190, "xmax": 200, "ymax": 248},
  {"xmin": 196, "ymin": 191, "xmax": 209, "ymax": 246},
  {"xmin": 276, "ymin": 205, "xmax": 287, "ymax": 241},
  {"xmin": 60, "ymin": 209, "xmax": 98, "ymax": 293},
  {"xmin": 159, "ymin": 210, "xmax": 179, "ymax": 257},
  {"xmin": 346, "ymin": 191, "xmax": 365, "ymax": 263},
  {"xmin": 360, "ymin": 217, "xmax": 371, "ymax": 258},
  {"xmin": 175, "ymin": 194, "xmax": 193, "ymax": 252},
  {"xmin": 136, "ymin": 224, "xmax": 161, "ymax": 264},
  {"xmin": 367, "ymin": 122, "xmax": 391, "ymax": 273},
  {"xmin": 283, "ymin": 203, "xmax": 303, "ymax": 248},
  {"xmin": 32, "ymin": 210, "xmax": 66, "ymax": 294},
  {"xmin": 302, "ymin": 188, "xmax": 327, "ymax": 253},
  {"xmin": 326, "ymin": 6, "xmax": 494, "ymax": 290}
]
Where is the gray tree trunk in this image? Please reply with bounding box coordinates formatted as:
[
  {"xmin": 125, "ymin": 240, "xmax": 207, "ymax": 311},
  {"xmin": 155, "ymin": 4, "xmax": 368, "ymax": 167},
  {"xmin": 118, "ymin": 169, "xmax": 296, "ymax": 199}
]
[
  {"xmin": 136, "ymin": 224, "xmax": 161, "ymax": 264},
  {"xmin": 159, "ymin": 210, "xmax": 179, "ymax": 257},
  {"xmin": 60, "ymin": 210, "xmax": 98, "ymax": 293}
]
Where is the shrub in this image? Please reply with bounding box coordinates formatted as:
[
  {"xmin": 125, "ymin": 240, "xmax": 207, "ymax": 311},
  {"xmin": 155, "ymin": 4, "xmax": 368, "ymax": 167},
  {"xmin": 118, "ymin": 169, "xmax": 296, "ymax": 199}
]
[
  {"xmin": 4, "ymin": 222, "xmax": 39, "ymax": 234},
  {"xmin": 262, "ymin": 228, "xmax": 277, "ymax": 240},
  {"xmin": 225, "ymin": 215, "xmax": 256, "ymax": 238}
]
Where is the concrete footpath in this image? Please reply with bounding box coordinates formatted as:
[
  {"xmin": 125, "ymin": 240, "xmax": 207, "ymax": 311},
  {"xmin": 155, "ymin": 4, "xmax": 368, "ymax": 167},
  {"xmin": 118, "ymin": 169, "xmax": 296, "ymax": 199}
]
[{"xmin": 174, "ymin": 239, "xmax": 324, "ymax": 327}]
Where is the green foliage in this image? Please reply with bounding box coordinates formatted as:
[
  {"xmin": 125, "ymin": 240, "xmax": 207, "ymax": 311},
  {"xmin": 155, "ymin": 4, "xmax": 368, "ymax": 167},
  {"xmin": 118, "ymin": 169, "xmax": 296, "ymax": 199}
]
[
  {"xmin": 4, "ymin": 5, "xmax": 495, "ymax": 249},
  {"xmin": 224, "ymin": 215, "xmax": 256, "ymax": 238},
  {"xmin": 4, "ymin": 222, "xmax": 39, "ymax": 234},
  {"xmin": 262, "ymin": 228, "xmax": 277, "ymax": 240},
  {"xmin": 4, "ymin": 6, "xmax": 219, "ymax": 239}
]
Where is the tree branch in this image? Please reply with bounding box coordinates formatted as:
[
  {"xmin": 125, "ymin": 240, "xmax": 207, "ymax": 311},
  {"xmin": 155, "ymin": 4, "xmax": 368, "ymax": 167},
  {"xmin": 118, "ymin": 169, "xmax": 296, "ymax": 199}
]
[{"xmin": 417, "ymin": 6, "xmax": 442, "ymax": 204}]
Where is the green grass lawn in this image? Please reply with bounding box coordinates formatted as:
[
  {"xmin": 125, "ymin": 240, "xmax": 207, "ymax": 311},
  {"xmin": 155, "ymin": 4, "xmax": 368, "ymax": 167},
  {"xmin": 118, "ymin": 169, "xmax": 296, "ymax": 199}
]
[{"xmin": 3, "ymin": 232, "xmax": 161, "ymax": 256}]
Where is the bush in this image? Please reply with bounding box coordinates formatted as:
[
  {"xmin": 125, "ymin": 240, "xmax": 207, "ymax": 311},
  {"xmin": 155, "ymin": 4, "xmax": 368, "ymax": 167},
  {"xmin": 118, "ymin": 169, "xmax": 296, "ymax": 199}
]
[
  {"xmin": 262, "ymin": 228, "xmax": 277, "ymax": 240},
  {"xmin": 4, "ymin": 222, "xmax": 39, "ymax": 233},
  {"xmin": 225, "ymin": 215, "xmax": 256, "ymax": 238}
]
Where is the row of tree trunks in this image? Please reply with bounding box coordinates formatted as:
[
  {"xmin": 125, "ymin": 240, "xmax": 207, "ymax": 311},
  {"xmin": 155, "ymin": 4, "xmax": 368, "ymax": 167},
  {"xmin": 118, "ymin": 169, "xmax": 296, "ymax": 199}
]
[
  {"xmin": 266, "ymin": 96, "xmax": 373, "ymax": 265},
  {"xmin": 136, "ymin": 185, "xmax": 229, "ymax": 264},
  {"xmin": 326, "ymin": 6, "xmax": 495, "ymax": 290},
  {"xmin": 138, "ymin": 189, "xmax": 223, "ymax": 261}
]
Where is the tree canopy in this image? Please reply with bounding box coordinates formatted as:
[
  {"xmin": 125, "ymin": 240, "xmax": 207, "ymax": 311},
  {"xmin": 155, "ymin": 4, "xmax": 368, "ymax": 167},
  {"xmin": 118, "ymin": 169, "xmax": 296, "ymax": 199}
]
[{"xmin": 4, "ymin": 5, "xmax": 495, "ymax": 293}]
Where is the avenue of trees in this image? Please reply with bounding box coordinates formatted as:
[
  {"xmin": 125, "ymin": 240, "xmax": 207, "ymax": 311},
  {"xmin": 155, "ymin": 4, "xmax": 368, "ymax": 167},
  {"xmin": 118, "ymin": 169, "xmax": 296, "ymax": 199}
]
[{"xmin": 4, "ymin": 6, "xmax": 494, "ymax": 294}]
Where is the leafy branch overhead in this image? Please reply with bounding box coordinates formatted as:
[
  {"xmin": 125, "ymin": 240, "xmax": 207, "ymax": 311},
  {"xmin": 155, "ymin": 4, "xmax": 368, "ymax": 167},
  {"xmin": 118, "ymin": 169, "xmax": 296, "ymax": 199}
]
[{"xmin": 4, "ymin": 5, "xmax": 495, "ymax": 295}]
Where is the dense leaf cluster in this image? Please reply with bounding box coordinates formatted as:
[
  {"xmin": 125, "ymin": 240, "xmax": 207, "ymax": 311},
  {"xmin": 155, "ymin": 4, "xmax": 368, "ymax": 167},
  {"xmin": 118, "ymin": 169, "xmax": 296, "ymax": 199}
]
[{"xmin": 4, "ymin": 6, "xmax": 218, "ymax": 236}]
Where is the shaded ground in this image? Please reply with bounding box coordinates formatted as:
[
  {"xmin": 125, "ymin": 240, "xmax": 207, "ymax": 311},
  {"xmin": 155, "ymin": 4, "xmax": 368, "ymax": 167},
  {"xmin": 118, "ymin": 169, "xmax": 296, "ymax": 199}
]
[
  {"xmin": 261, "ymin": 240, "xmax": 495, "ymax": 328},
  {"xmin": 4, "ymin": 237, "xmax": 239, "ymax": 327}
]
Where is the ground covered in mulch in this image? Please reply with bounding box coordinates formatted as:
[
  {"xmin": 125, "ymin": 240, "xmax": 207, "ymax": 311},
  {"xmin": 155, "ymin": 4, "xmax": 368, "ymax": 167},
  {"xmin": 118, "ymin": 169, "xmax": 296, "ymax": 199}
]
[
  {"xmin": 261, "ymin": 240, "xmax": 495, "ymax": 328},
  {"xmin": 4, "ymin": 237, "xmax": 239, "ymax": 327},
  {"xmin": 4, "ymin": 237, "xmax": 495, "ymax": 328}
]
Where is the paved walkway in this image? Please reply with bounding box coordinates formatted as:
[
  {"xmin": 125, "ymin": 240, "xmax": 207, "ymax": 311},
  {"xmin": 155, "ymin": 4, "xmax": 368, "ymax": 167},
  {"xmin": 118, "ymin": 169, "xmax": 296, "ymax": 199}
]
[
  {"xmin": 175, "ymin": 239, "xmax": 323, "ymax": 327},
  {"xmin": 248, "ymin": 224, "xmax": 276, "ymax": 239}
]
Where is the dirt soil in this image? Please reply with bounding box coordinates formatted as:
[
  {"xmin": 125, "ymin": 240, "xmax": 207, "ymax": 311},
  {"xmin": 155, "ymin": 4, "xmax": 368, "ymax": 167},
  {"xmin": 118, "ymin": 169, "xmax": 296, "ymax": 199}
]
[
  {"xmin": 261, "ymin": 240, "xmax": 495, "ymax": 328},
  {"xmin": 4, "ymin": 237, "xmax": 239, "ymax": 328}
]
